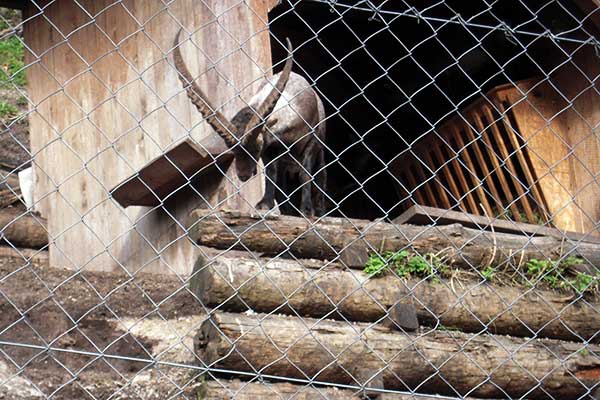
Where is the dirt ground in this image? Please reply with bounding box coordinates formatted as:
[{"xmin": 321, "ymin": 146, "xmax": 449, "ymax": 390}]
[{"xmin": 0, "ymin": 247, "xmax": 209, "ymax": 399}]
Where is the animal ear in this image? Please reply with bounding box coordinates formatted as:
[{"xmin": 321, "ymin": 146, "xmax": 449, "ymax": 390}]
[
  {"xmin": 243, "ymin": 38, "xmax": 293, "ymax": 145},
  {"xmin": 173, "ymin": 29, "xmax": 238, "ymax": 148}
]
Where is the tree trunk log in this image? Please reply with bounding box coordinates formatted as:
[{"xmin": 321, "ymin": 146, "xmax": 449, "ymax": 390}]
[
  {"xmin": 199, "ymin": 378, "xmax": 480, "ymax": 399},
  {"xmin": 192, "ymin": 256, "xmax": 600, "ymax": 342},
  {"xmin": 0, "ymin": 171, "xmax": 20, "ymax": 207},
  {"xmin": 0, "ymin": 208, "xmax": 47, "ymax": 248},
  {"xmin": 196, "ymin": 312, "xmax": 600, "ymax": 399},
  {"xmin": 188, "ymin": 210, "xmax": 600, "ymax": 270}
]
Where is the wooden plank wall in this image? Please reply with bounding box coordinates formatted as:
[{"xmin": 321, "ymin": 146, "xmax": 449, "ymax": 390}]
[
  {"xmin": 23, "ymin": 0, "xmax": 276, "ymax": 274},
  {"xmin": 496, "ymin": 45, "xmax": 600, "ymax": 235}
]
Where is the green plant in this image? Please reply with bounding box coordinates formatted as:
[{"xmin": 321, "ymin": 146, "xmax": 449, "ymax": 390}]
[
  {"xmin": 363, "ymin": 250, "xmax": 409, "ymax": 277},
  {"xmin": 524, "ymin": 256, "xmax": 596, "ymax": 294},
  {"xmin": 0, "ymin": 101, "xmax": 17, "ymax": 118},
  {"xmin": 363, "ymin": 253, "xmax": 390, "ymax": 277},
  {"xmin": 15, "ymin": 95, "xmax": 27, "ymax": 106},
  {"xmin": 481, "ymin": 266, "xmax": 495, "ymax": 281},
  {"xmin": 571, "ymin": 273, "xmax": 595, "ymax": 294},
  {"xmin": 363, "ymin": 250, "xmax": 448, "ymax": 281},
  {"xmin": 0, "ymin": 35, "xmax": 25, "ymax": 87}
]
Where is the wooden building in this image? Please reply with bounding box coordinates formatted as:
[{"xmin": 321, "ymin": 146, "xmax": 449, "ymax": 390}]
[{"xmin": 10, "ymin": 0, "xmax": 278, "ymax": 274}]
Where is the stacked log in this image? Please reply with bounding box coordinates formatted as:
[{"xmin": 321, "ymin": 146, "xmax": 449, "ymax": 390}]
[
  {"xmin": 198, "ymin": 379, "xmax": 485, "ymax": 399},
  {"xmin": 191, "ymin": 256, "xmax": 600, "ymax": 341},
  {"xmin": 0, "ymin": 207, "xmax": 47, "ymax": 248},
  {"xmin": 197, "ymin": 312, "xmax": 600, "ymax": 399},
  {"xmin": 188, "ymin": 210, "xmax": 600, "ymax": 399},
  {"xmin": 188, "ymin": 209, "xmax": 600, "ymax": 270},
  {"xmin": 0, "ymin": 169, "xmax": 20, "ymax": 207}
]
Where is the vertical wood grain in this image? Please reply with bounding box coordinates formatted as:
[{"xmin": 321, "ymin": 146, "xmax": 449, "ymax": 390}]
[{"xmin": 24, "ymin": 0, "xmax": 274, "ymax": 273}]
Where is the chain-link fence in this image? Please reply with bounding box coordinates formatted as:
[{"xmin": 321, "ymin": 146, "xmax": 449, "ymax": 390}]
[{"xmin": 1, "ymin": 0, "xmax": 600, "ymax": 398}]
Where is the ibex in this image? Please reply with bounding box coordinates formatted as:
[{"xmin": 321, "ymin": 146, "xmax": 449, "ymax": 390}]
[{"xmin": 173, "ymin": 30, "xmax": 326, "ymax": 217}]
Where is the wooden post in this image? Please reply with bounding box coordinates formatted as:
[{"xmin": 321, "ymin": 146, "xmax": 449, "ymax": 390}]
[{"xmin": 23, "ymin": 0, "xmax": 277, "ymax": 274}]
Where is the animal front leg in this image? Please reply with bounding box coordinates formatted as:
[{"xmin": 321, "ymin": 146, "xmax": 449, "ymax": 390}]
[
  {"xmin": 313, "ymin": 146, "xmax": 326, "ymax": 216},
  {"xmin": 298, "ymin": 142, "xmax": 318, "ymax": 217},
  {"xmin": 255, "ymin": 158, "xmax": 278, "ymax": 211}
]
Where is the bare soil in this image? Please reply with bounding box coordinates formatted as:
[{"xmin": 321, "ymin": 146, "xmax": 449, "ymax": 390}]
[{"xmin": 0, "ymin": 247, "xmax": 207, "ymax": 399}]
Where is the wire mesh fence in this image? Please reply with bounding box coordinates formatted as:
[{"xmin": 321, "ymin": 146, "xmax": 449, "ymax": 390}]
[{"xmin": 0, "ymin": 0, "xmax": 600, "ymax": 398}]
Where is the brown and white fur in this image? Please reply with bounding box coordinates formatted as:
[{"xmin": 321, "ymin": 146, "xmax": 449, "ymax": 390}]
[{"xmin": 173, "ymin": 30, "xmax": 326, "ymax": 216}]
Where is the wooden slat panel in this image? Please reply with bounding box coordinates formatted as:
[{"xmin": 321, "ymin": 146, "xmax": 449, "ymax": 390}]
[
  {"xmin": 413, "ymin": 161, "xmax": 438, "ymax": 208},
  {"xmin": 494, "ymin": 100, "xmax": 551, "ymax": 224},
  {"xmin": 403, "ymin": 166, "xmax": 427, "ymax": 206},
  {"xmin": 431, "ymin": 144, "xmax": 465, "ymax": 212},
  {"xmin": 469, "ymin": 111, "xmax": 522, "ymax": 221},
  {"xmin": 459, "ymin": 117, "xmax": 505, "ymax": 214},
  {"xmin": 423, "ymin": 151, "xmax": 452, "ymax": 209},
  {"xmin": 440, "ymin": 135, "xmax": 480, "ymax": 214},
  {"xmin": 448, "ymin": 122, "xmax": 493, "ymax": 217},
  {"xmin": 480, "ymin": 104, "xmax": 536, "ymax": 223}
]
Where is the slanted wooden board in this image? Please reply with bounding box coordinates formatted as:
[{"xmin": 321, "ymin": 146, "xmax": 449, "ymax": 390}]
[
  {"xmin": 110, "ymin": 137, "xmax": 232, "ymax": 208},
  {"xmin": 394, "ymin": 205, "xmax": 600, "ymax": 244}
]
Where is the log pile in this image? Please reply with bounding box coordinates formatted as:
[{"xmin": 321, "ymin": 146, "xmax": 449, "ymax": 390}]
[
  {"xmin": 0, "ymin": 207, "xmax": 47, "ymax": 248},
  {"xmin": 0, "ymin": 168, "xmax": 20, "ymax": 207},
  {"xmin": 191, "ymin": 256, "xmax": 600, "ymax": 341},
  {"xmin": 188, "ymin": 209, "xmax": 600, "ymax": 270},
  {"xmin": 187, "ymin": 210, "xmax": 600, "ymax": 399}
]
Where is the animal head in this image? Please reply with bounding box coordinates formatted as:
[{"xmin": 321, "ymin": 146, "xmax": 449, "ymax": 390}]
[{"xmin": 173, "ymin": 29, "xmax": 293, "ymax": 181}]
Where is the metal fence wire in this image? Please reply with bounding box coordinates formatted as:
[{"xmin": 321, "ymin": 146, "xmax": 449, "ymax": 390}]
[{"xmin": 1, "ymin": 0, "xmax": 600, "ymax": 398}]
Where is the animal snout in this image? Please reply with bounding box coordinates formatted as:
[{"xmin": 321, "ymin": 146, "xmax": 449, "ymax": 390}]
[
  {"xmin": 238, "ymin": 168, "xmax": 257, "ymax": 182},
  {"xmin": 239, "ymin": 173, "xmax": 252, "ymax": 182}
]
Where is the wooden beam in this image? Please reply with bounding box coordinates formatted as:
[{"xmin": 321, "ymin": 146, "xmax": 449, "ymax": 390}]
[
  {"xmin": 192, "ymin": 255, "xmax": 600, "ymax": 341},
  {"xmin": 197, "ymin": 312, "xmax": 600, "ymax": 399},
  {"xmin": 0, "ymin": 207, "xmax": 47, "ymax": 248},
  {"xmin": 198, "ymin": 379, "xmax": 486, "ymax": 399},
  {"xmin": 110, "ymin": 136, "xmax": 232, "ymax": 208},
  {"xmin": 393, "ymin": 205, "xmax": 600, "ymax": 244},
  {"xmin": 188, "ymin": 209, "xmax": 600, "ymax": 269}
]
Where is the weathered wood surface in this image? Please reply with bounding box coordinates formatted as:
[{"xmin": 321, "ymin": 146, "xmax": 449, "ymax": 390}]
[
  {"xmin": 0, "ymin": 169, "xmax": 20, "ymax": 208},
  {"xmin": 394, "ymin": 205, "xmax": 600, "ymax": 244},
  {"xmin": 192, "ymin": 255, "xmax": 600, "ymax": 341},
  {"xmin": 493, "ymin": 45, "xmax": 600, "ymax": 236},
  {"xmin": 197, "ymin": 312, "xmax": 600, "ymax": 399},
  {"xmin": 0, "ymin": 208, "xmax": 47, "ymax": 248},
  {"xmin": 188, "ymin": 210, "xmax": 600, "ymax": 269},
  {"xmin": 110, "ymin": 137, "xmax": 233, "ymax": 208},
  {"xmin": 24, "ymin": 0, "xmax": 278, "ymax": 273},
  {"xmin": 200, "ymin": 379, "xmax": 357, "ymax": 399},
  {"xmin": 199, "ymin": 379, "xmax": 479, "ymax": 399}
]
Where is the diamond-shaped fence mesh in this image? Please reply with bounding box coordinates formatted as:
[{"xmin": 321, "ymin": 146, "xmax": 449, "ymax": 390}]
[{"xmin": 0, "ymin": 0, "xmax": 599, "ymax": 399}]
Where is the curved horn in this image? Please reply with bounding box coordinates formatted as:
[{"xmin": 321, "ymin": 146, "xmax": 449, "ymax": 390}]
[
  {"xmin": 244, "ymin": 37, "xmax": 293, "ymax": 143},
  {"xmin": 173, "ymin": 29, "xmax": 238, "ymax": 148}
]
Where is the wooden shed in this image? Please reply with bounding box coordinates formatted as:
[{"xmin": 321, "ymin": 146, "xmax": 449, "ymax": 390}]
[
  {"xmin": 391, "ymin": 34, "xmax": 600, "ymax": 236},
  {"xmin": 14, "ymin": 0, "xmax": 278, "ymax": 274}
]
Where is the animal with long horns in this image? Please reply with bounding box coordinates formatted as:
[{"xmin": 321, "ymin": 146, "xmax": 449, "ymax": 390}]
[{"xmin": 173, "ymin": 30, "xmax": 326, "ymax": 217}]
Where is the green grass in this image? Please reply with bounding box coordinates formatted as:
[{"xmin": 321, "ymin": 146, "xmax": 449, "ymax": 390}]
[
  {"xmin": 0, "ymin": 100, "xmax": 18, "ymax": 118},
  {"xmin": 363, "ymin": 250, "xmax": 449, "ymax": 281},
  {"xmin": 524, "ymin": 256, "xmax": 597, "ymax": 294},
  {"xmin": 364, "ymin": 250, "xmax": 598, "ymax": 296},
  {"xmin": 0, "ymin": 35, "xmax": 25, "ymax": 87}
]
